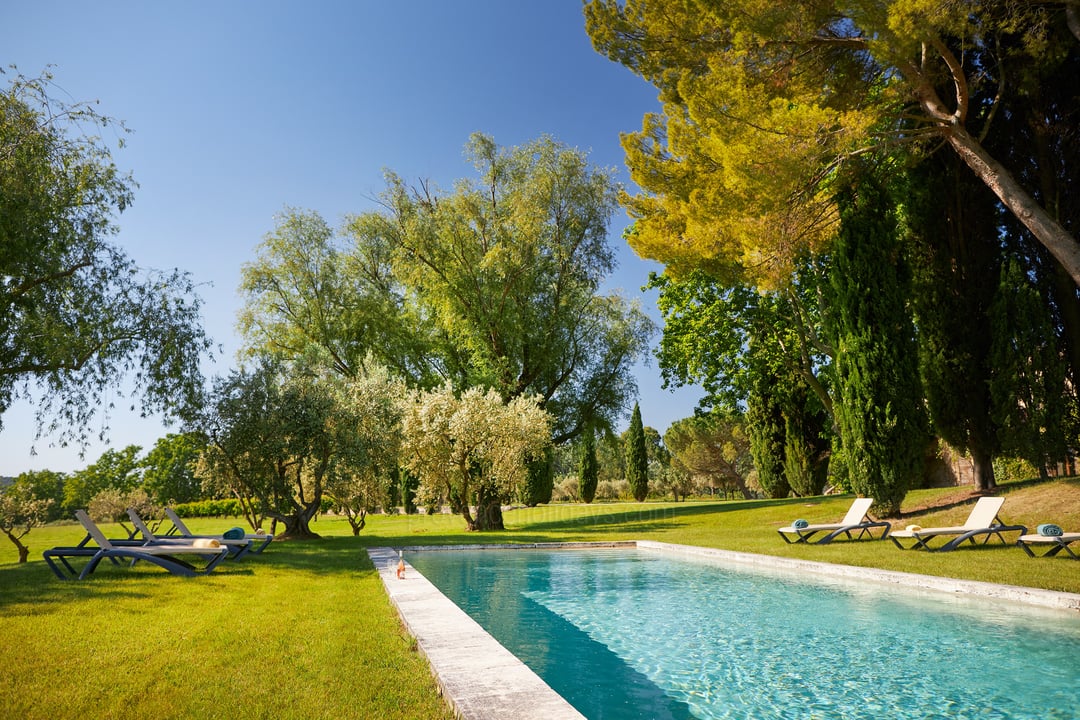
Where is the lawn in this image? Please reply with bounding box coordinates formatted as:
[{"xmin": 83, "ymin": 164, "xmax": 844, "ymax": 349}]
[{"xmin": 1, "ymin": 478, "xmax": 1077, "ymax": 719}]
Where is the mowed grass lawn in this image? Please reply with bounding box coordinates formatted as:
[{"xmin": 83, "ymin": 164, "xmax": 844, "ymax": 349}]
[{"xmin": 1, "ymin": 478, "xmax": 1078, "ymax": 719}]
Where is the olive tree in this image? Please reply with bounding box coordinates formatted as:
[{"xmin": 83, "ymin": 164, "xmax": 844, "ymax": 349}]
[
  {"xmin": 324, "ymin": 365, "xmax": 406, "ymax": 535},
  {"xmin": 400, "ymin": 383, "xmax": 551, "ymax": 531},
  {"xmin": 0, "ymin": 479, "xmax": 53, "ymax": 562},
  {"xmin": 196, "ymin": 362, "xmax": 337, "ymax": 539}
]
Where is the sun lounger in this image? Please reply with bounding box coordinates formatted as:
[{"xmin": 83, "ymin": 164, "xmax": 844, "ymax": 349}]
[
  {"xmin": 1017, "ymin": 530, "xmax": 1080, "ymax": 559},
  {"xmin": 42, "ymin": 510, "xmax": 230, "ymax": 580},
  {"xmin": 126, "ymin": 508, "xmax": 254, "ymax": 560},
  {"xmin": 163, "ymin": 507, "xmax": 274, "ymax": 553},
  {"xmin": 889, "ymin": 496, "xmax": 1026, "ymax": 552},
  {"xmin": 777, "ymin": 497, "xmax": 890, "ymax": 544}
]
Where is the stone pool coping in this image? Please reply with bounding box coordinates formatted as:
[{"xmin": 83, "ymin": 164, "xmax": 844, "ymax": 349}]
[{"xmin": 370, "ymin": 541, "xmax": 1080, "ymax": 720}]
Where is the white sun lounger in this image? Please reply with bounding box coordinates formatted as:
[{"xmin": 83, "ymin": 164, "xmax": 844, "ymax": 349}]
[
  {"xmin": 43, "ymin": 510, "xmax": 230, "ymax": 580},
  {"xmin": 890, "ymin": 496, "xmax": 1027, "ymax": 552},
  {"xmin": 777, "ymin": 497, "xmax": 890, "ymax": 544}
]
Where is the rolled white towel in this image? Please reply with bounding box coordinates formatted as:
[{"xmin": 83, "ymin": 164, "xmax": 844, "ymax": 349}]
[
  {"xmin": 192, "ymin": 538, "xmax": 221, "ymax": 548},
  {"xmin": 905, "ymin": 524, "xmax": 922, "ymax": 533}
]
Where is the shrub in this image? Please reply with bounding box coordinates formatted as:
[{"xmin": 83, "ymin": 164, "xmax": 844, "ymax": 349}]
[
  {"xmin": 551, "ymin": 475, "xmax": 579, "ymax": 503},
  {"xmin": 595, "ymin": 479, "xmax": 629, "ymax": 501},
  {"xmin": 992, "ymin": 456, "xmax": 1039, "ymax": 485}
]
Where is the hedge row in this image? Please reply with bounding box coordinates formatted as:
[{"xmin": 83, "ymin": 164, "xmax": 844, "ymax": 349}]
[
  {"xmin": 171, "ymin": 497, "xmax": 336, "ymax": 518},
  {"xmin": 171, "ymin": 498, "xmax": 245, "ymax": 518}
]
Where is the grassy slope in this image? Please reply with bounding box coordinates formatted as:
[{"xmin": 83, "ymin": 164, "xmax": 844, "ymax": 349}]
[{"xmin": 1, "ymin": 478, "xmax": 1077, "ymax": 719}]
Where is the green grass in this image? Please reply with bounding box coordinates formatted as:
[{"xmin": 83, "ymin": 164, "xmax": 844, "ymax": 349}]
[{"xmin": 2, "ymin": 478, "xmax": 1078, "ymax": 719}]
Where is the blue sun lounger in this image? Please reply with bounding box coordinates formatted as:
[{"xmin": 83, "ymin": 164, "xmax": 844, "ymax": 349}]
[
  {"xmin": 126, "ymin": 508, "xmax": 254, "ymax": 560},
  {"xmin": 43, "ymin": 510, "xmax": 230, "ymax": 580},
  {"xmin": 162, "ymin": 507, "xmax": 274, "ymax": 554}
]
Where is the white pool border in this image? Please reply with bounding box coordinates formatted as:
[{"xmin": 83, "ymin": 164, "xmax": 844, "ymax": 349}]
[{"xmin": 371, "ymin": 541, "xmax": 1080, "ymax": 720}]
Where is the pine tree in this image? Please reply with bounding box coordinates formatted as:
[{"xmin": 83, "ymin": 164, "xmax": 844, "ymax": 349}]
[
  {"xmin": 579, "ymin": 430, "xmax": 599, "ymax": 503},
  {"xmin": 625, "ymin": 403, "xmax": 649, "ymax": 502}
]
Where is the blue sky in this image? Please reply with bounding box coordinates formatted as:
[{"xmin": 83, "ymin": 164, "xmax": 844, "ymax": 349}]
[{"xmin": 1, "ymin": 1, "xmax": 703, "ymax": 475}]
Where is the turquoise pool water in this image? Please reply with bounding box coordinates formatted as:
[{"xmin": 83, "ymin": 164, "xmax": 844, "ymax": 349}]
[{"xmin": 407, "ymin": 547, "xmax": 1080, "ymax": 720}]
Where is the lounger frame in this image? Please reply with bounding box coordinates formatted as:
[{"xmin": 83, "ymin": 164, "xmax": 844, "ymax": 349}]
[{"xmin": 1017, "ymin": 533, "xmax": 1080, "ymax": 559}]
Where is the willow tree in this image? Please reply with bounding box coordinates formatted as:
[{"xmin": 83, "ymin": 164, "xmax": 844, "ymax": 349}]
[
  {"xmin": 1, "ymin": 70, "xmax": 212, "ymax": 448},
  {"xmin": 238, "ymin": 208, "xmax": 433, "ymax": 384},
  {"xmin": 367, "ymin": 134, "xmax": 653, "ymax": 443},
  {"xmin": 239, "ymin": 134, "xmax": 653, "ymax": 447},
  {"xmin": 585, "ymin": 1, "xmax": 1080, "ymax": 288}
]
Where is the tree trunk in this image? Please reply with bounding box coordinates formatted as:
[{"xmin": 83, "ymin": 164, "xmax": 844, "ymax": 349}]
[
  {"xmin": 276, "ymin": 499, "xmax": 323, "ymax": 539},
  {"xmin": 472, "ymin": 484, "xmax": 505, "ymax": 531},
  {"xmin": 945, "ymin": 127, "xmax": 1080, "ymax": 288},
  {"xmin": 1049, "ymin": 262, "xmax": 1080, "ymax": 393},
  {"xmin": 970, "ymin": 447, "xmax": 997, "ymax": 492},
  {"xmin": 347, "ymin": 510, "xmax": 366, "ymax": 536},
  {"xmin": 3, "ymin": 533, "xmax": 30, "ymax": 563},
  {"xmin": 731, "ymin": 476, "xmax": 753, "ymax": 500}
]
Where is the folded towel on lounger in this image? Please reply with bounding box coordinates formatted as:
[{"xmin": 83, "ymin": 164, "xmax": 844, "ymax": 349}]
[
  {"xmin": 1037, "ymin": 523, "xmax": 1064, "ymax": 537},
  {"xmin": 792, "ymin": 519, "xmax": 809, "ymax": 529}
]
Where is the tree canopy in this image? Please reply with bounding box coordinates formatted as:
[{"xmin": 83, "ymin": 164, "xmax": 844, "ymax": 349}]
[
  {"xmin": 0, "ymin": 70, "xmax": 213, "ymax": 448},
  {"xmin": 239, "ymin": 134, "xmax": 654, "ymax": 445},
  {"xmin": 585, "ymin": 0, "xmax": 1080, "ymax": 287},
  {"xmin": 400, "ymin": 383, "xmax": 551, "ymax": 530}
]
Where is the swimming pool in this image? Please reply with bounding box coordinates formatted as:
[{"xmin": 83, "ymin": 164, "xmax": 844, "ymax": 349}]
[{"xmin": 407, "ymin": 545, "xmax": 1080, "ymax": 720}]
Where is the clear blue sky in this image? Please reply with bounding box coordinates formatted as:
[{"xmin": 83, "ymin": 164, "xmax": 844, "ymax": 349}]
[{"xmin": 1, "ymin": 1, "xmax": 703, "ymax": 475}]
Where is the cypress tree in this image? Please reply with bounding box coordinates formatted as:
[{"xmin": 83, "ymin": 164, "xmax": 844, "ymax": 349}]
[
  {"xmin": 579, "ymin": 429, "xmax": 599, "ymax": 503},
  {"xmin": 989, "ymin": 259, "xmax": 1068, "ymax": 478},
  {"xmin": 828, "ymin": 178, "xmax": 926, "ymax": 516},
  {"xmin": 625, "ymin": 403, "xmax": 649, "ymax": 502},
  {"xmin": 521, "ymin": 448, "xmax": 555, "ymax": 506},
  {"xmin": 907, "ymin": 154, "xmax": 1004, "ymax": 491},
  {"xmin": 746, "ymin": 382, "xmax": 790, "ymax": 499}
]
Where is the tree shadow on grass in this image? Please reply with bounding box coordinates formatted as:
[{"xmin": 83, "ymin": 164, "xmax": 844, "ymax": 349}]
[{"xmin": 0, "ymin": 551, "xmax": 259, "ymax": 611}]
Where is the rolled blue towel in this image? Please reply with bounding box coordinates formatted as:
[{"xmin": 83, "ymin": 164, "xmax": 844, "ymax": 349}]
[
  {"xmin": 1037, "ymin": 523, "xmax": 1064, "ymax": 537},
  {"xmin": 793, "ymin": 519, "xmax": 809, "ymax": 529},
  {"xmin": 222, "ymin": 526, "xmax": 246, "ymax": 540}
]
